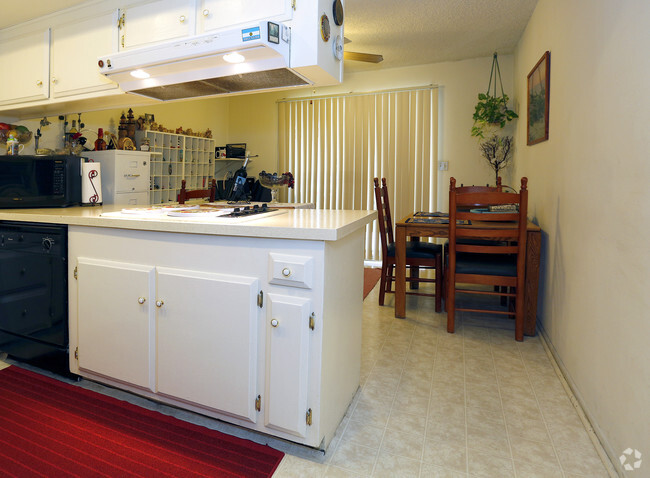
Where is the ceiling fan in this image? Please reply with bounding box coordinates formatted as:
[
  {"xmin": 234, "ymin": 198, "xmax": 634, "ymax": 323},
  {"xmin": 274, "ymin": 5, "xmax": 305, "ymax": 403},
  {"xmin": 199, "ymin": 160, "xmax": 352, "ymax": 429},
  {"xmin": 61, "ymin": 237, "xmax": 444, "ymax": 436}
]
[{"xmin": 343, "ymin": 37, "xmax": 384, "ymax": 63}]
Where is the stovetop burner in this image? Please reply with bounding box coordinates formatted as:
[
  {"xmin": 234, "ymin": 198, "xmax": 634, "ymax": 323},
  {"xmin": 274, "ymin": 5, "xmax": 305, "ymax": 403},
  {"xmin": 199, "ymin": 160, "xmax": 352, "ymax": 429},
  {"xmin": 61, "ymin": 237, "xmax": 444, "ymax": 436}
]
[{"xmin": 227, "ymin": 203, "xmax": 276, "ymax": 218}]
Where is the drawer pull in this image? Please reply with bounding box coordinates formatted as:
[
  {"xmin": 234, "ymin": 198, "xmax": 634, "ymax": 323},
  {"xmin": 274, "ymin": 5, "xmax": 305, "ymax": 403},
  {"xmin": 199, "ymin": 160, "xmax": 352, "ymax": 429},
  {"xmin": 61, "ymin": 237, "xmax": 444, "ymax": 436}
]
[
  {"xmin": 270, "ymin": 318, "xmax": 279, "ymax": 328},
  {"xmin": 124, "ymin": 174, "xmax": 141, "ymax": 178},
  {"xmin": 281, "ymin": 267, "xmax": 291, "ymax": 277}
]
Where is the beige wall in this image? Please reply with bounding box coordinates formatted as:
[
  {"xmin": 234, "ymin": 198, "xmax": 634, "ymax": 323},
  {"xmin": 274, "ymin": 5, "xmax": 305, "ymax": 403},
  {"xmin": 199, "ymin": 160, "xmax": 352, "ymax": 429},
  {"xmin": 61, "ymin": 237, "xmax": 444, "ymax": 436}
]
[{"xmin": 513, "ymin": 0, "xmax": 650, "ymax": 471}]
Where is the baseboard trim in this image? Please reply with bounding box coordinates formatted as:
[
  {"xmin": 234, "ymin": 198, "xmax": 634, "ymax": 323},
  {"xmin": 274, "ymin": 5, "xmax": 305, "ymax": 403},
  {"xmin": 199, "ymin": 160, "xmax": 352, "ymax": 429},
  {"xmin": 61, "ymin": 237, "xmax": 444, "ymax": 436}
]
[{"xmin": 537, "ymin": 324, "xmax": 621, "ymax": 477}]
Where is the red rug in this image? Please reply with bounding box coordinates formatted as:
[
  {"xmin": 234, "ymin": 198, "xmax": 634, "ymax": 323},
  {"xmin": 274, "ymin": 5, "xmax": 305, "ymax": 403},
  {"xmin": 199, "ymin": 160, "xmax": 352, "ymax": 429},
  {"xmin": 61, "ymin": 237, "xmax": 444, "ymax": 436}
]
[
  {"xmin": 0, "ymin": 366, "xmax": 284, "ymax": 477},
  {"xmin": 363, "ymin": 267, "xmax": 382, "ymax": 299}
]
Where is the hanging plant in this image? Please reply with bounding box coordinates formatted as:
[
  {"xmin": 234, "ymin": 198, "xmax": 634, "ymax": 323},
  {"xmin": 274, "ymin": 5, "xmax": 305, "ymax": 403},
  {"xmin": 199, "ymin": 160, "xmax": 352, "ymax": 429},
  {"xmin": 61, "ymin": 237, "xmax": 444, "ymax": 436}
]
[{"xmin": 471, "ymin": 53, "xmax": 518, "ymax": 139}]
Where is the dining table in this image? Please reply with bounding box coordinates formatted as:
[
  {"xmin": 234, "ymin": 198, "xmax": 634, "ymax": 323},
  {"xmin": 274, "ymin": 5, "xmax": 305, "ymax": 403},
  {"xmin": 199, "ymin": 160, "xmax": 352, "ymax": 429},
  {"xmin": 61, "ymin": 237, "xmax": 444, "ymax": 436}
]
[{"xmin": 394, "ymin": 212, "xmax": 542, "ymax": 336}]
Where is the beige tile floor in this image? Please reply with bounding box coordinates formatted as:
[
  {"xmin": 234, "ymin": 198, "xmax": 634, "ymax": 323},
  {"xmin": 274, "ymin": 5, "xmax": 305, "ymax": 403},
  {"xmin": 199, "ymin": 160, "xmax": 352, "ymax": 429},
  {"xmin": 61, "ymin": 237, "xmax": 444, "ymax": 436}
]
[
  {"xmin": 0, "ymin": 279, "xmax": 616, "ymax": 478},
  {"xmin": 273, "ymin": 281, "xmax": 616, "ymax": 478}
]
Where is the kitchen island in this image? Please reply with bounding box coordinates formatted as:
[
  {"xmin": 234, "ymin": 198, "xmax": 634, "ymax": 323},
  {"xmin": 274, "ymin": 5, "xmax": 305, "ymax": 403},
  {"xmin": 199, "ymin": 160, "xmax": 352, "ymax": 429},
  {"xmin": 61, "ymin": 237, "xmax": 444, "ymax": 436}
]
[{"xmin": 0, "ymin": 206, "xmax": 376, "ymax": 450}]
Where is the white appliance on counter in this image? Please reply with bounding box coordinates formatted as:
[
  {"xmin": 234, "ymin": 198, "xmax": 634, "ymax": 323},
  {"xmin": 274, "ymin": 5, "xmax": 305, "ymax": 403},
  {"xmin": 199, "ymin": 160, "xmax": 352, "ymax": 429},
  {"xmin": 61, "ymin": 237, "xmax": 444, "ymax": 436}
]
[{"xmin": 82, "ymin": 150, "xmax": 150, "ymax": 205}]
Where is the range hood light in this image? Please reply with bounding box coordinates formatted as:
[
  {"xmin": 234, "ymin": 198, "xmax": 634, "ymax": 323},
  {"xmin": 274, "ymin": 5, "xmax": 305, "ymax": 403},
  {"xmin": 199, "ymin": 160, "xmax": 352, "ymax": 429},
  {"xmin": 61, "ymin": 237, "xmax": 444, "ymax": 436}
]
[
  {"xmin": 130, "ymin": 69, "xmax": 151, "ymax": 79},
  {"xmin": 223, "ymin": 52, "xmax": 245, "ymax": 64}
]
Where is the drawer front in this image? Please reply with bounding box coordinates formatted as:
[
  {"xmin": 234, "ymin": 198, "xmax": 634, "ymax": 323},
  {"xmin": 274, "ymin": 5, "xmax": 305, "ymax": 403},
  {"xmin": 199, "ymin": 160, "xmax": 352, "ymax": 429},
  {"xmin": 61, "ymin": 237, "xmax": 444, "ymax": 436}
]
[
  {"xmin": 114, "ymin": 158, "xmax": 149, "ymax": 192},
  {"xmin": 113, "ymin": 192, "xmax": 149, "ymax": 205},
  {"xmin": 268, "ymin": 253, "xmax": 314, "ymax": 289}
]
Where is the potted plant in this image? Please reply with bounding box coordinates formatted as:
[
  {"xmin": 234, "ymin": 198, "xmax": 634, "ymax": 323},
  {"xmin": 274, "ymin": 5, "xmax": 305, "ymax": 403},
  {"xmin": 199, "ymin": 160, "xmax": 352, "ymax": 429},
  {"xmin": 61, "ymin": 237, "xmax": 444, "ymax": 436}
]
[
  {"xmin": 471, "ymin": 53, "xmax": 518, "ymax": 139},
  {"xmin": 471, "ymin": 93, "xmax": 518, "ymax": 138}
]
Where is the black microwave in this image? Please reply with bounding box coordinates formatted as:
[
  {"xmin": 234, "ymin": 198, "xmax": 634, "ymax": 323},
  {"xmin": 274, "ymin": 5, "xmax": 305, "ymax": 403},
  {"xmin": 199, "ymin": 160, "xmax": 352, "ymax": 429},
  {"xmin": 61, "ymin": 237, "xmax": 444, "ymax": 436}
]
[{"xmin": 0, "ymin": 155, "xmax": 81, "ymax": 208}]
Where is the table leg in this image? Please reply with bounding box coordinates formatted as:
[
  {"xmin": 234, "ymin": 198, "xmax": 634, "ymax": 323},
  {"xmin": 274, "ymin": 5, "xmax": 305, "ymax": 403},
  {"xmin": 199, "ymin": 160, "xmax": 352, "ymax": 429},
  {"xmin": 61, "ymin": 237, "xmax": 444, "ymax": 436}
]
[
  {"xmin": 395, "ymin": 226, "xmax": 407, "ymax": 318},
  {"xmin": 524, "ymin": 230, "xmax": 541, "ymax": 336}
]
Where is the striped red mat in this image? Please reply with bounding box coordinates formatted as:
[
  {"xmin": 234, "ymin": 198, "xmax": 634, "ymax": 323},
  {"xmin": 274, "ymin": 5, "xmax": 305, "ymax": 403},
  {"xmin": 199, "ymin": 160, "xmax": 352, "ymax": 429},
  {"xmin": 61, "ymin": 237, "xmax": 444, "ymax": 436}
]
[{"xmin": 0, "ymin": 366, "xmax": 283, "ymax": 477}]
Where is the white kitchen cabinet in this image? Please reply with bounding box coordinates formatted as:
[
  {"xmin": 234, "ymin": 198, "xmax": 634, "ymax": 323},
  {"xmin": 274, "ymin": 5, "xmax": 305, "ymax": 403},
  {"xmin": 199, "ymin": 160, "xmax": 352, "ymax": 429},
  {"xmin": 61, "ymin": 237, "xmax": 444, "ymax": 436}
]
[
  {"xmin": 76, "ymin": 258, "xmax": 155, "ymax": 391},
  {"xmin": 68, "ymin": 224, "xmax": 365, "ymax": 449},
  {"xmin": 156, "ymin": 268, "xmax": 259, "ymax": 421},
  {"xmin": 119, "ymin": 0, "xmax": 195, "ymax": 50},
  {"xmin": 0, "ymin": 30, "xmax": 50, "ymax": 106},
  {"xmin": 264, "ymin": 293, "xmax": 312, "ymax": 437},
  {"xmin": 50, "ymin": 11, "xmax": 118, "ymax": 98},
  {"xmin": 198, "ymin": 0, "xmax": 293, "ymax": 33},
  {"xmin": 74, "ymin": 252, "xmax": 261, "ymax": 421}
]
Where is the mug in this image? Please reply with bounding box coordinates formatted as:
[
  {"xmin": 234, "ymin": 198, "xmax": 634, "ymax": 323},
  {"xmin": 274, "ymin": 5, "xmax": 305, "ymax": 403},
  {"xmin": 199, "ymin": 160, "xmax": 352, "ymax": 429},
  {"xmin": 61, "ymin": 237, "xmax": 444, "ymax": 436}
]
[{"xmin": 7, "ymin": 142, "xmax": 24, "ymax": 155}]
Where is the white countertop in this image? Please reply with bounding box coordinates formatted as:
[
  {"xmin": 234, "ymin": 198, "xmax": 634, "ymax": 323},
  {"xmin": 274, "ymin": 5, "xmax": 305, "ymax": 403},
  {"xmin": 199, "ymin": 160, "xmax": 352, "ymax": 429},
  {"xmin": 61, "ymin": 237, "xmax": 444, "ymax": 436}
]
[{"xmin": 0, "ymin": 205, "xmax": 376, "ymax": 241}]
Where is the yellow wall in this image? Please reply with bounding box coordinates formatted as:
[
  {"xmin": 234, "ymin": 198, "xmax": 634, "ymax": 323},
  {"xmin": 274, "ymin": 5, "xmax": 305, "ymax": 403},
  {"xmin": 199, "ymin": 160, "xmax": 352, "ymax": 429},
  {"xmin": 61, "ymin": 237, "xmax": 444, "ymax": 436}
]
[{"xmin": 513, "ymin": 0, "xmax": 650, "ymax": 470}]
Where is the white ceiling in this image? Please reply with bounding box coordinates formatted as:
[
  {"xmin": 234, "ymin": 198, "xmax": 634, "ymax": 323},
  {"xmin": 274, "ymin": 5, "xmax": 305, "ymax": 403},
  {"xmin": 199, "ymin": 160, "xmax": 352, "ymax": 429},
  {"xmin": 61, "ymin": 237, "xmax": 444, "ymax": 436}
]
[{"xmin": 1, "ymin": 0, "xmax": 538, "ymax": 73}]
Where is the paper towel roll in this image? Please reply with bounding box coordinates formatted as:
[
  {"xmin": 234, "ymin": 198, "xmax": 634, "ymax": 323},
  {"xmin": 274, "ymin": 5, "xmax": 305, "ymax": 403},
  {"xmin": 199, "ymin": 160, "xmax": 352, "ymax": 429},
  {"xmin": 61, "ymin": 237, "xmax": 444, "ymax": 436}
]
[{"xmin": 82, "ymin": 162, "xmax": 102, "ymax": 205}]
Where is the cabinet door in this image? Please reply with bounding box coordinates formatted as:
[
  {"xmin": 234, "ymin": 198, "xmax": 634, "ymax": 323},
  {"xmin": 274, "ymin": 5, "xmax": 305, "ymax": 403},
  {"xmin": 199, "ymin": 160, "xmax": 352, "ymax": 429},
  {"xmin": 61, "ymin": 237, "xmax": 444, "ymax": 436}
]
[
  {"xmin": 155, "ymin": 267, "xmax": 259, "ymax": 422},
  {"xmin": 51, "ymin": 11, "xmax": 118, "ymax": 98},
  {"xmin": 76, "ymin": 258, "xmax": 155, "ymax": 391},
  {"xmin": 264, "ymin": 293, "xmax": 311, "ymax": 437},
  {"xmin": 199, "ymin": 0, "xmax": 293, "ymax": 33},
  {"xmin": 120, "ymin": 0, "xmax": 195, "ymax": 51},
  {"xmin": 0, "ymin": 30, "xmax": 49, "ymax": 105}
]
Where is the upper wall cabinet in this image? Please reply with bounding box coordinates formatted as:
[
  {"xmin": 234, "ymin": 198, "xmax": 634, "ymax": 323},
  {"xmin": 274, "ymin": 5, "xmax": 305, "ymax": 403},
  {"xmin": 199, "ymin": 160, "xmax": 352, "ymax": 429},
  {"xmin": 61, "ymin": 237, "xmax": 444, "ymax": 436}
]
[
  {"xmin": 119, "ymin": 0, "xmax": 195, "ymax": 50},
  {"xmin": 198, "ymin": 0, "xmax": 293, "ymax": 33},
  {"xmin": 0, "ymin": 30, "xmax": 50, "ymax": 106},
  {"xmin": 51, "ymin": 12, "xmax": 118, "ymax": 98}
]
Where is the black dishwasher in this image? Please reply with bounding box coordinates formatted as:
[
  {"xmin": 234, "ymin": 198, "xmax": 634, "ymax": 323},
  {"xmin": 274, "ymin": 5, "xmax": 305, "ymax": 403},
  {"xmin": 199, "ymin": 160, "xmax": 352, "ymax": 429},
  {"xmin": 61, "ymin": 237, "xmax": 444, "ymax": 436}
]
[{"xmin": 0, "ymin": 221, "xmax": 72, "ymax": 376}]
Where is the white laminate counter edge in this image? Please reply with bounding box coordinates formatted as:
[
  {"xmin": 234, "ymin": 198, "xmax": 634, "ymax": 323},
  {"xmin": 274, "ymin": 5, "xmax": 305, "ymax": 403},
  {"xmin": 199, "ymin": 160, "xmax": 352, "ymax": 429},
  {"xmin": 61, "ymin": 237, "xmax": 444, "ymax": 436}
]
[{"xmin": 0, "ymin": 207, "xmax": 377, "ymax": 242}]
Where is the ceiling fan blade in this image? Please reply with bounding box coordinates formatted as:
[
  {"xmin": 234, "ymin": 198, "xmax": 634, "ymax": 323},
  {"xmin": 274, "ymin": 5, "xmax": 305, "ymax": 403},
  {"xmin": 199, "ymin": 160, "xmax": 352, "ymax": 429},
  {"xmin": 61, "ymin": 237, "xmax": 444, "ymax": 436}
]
[{"xmin": 344, "ymin": 51, "xmax": 384, "ymax": 63}]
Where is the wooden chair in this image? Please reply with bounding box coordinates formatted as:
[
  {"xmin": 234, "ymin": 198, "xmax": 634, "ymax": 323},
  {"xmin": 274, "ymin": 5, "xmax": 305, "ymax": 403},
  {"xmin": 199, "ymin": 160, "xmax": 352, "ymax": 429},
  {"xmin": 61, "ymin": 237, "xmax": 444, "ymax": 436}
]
[
  {"xmin": 456, "ymin": 176, "xmax": 502, "ymax": 194},
  {"xmin": 446, "ymin": 176, "xmax": 528, "ymax": 341},
  {"xmin": 373, "ymin": 177, "xmax": 443, "ymax": 312},
  {"xmin": 178, "ymin": 179, "xmax": 217, "ymax": 204}
]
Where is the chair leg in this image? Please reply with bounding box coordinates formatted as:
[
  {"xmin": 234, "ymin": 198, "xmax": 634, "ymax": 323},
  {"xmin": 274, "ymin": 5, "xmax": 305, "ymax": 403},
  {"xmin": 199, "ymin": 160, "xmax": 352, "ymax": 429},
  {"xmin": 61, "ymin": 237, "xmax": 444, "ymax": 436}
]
[
  {"xmin": 515, "ymin": 293, "xmax": 524, "ymax": 342},
  {"xmin": 434, "ymin": 254, "xmax": 442, "ymax": 313},
  {"xmin": 409, "ymin": 266, "xmax": 420, "ymax": 289},
  {"xmin": 378, "ymin": 262, "xmax": 388, "ymax": 306},
  {"xmin": 447, "ymin": 272, "xmax": 455, "ymax": 333}
]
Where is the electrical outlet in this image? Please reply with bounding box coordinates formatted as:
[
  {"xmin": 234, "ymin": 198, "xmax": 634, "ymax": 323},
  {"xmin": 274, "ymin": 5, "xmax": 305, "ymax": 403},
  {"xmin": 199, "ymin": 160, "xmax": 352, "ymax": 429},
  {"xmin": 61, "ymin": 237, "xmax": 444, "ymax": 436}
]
[{"xmin": 438, "ymin": 161, "xmax": 448, "ymax": 171}]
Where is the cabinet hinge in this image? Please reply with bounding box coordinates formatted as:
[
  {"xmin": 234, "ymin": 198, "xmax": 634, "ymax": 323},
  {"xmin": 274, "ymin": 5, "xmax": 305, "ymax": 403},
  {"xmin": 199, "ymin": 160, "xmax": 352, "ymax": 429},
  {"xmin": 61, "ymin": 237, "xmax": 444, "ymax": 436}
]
[
  {"xmin": 74, "ymin": 347, "xmax": 79, "ymax": 360},
  {"xmin": 121, "ymin": 34, "xmax": 125, "ymax": 49},
  {"xmin": 257, "ymin": 291, "xmax": 264, "ymax": 308},
  {"xmin": 74, "ymin": 266, "xmax": 78, "ymax": 280},
  {"xmin": 309, "ymin": 312, "xmax": 315, "ymax": 331},
  {"xmin": 306, "ymin": 408, "xmax": 312, "ymax": 426},
  {"xmin": 118, "ymin": 12, "xmax": 125, "ymax": 29},
  {"xmin": 291, "ymin": 0, "xmax": 296, "ymax": 10},
  {"xmin": 255, "ymin": 395, "xmax": 261, "ymax": 412}
]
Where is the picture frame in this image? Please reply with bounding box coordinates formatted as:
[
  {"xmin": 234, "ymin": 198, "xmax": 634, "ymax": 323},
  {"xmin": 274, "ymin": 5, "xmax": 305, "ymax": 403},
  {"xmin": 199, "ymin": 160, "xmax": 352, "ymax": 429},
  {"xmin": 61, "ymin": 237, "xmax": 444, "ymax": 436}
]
[{"xmin": 527, "ymin": 51, "xmax": 550, "ymax": 145}]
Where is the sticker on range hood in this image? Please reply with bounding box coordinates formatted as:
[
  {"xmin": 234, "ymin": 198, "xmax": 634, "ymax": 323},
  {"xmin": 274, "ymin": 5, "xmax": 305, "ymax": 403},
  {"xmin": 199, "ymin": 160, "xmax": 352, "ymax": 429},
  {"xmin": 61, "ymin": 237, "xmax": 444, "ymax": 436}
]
[{"xmin": 242, "ymin": 27, "xmax": 261, "ymax": 42}]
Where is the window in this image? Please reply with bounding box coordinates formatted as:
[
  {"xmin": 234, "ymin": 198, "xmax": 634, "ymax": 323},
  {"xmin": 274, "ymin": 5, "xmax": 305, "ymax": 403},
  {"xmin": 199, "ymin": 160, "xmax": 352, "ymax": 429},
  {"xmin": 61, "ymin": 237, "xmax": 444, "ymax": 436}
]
[{"xmin": 279, "ymin": 87, "xmax": 439, "ymax": 260}]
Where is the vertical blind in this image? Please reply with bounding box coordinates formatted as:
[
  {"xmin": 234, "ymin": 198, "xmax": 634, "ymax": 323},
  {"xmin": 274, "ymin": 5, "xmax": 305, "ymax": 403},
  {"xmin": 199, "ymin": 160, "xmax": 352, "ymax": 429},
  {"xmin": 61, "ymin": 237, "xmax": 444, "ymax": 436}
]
[{"xmin": 278, "ymin": 87, "xmax": 439, "ymax": 261}]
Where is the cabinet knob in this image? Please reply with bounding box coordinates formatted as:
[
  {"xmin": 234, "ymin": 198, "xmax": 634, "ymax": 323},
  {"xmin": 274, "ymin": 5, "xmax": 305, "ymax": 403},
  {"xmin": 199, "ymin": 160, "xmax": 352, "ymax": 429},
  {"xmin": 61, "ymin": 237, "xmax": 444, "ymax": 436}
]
[
  {"xmin": 138, "ymin": 297, "xmax": 146, "ymax": 304},
  {"xmin": 36, "ymin": 80, "xmax": 43, "ymax": 87},
  {"xmin": 282, "ymin": 267, "xmax": 292, "ymax": 277},
  {"xmin": 156, "ymin": 299, "xmax": 164, "ymax": 308},
  {"xmin": 270, "ymin": 318, "xmax": 279, "ymax": 328},
  {"xmin": 179, "ymin": 15, "xmax": 186, "ymax": 23},
  {"xmin": 51, "ymin": 77, "xmax": 58, "ymax": 84},
  {"xmin": 202, "ymin": 9, "xmax": 210, "ymax": 16}
]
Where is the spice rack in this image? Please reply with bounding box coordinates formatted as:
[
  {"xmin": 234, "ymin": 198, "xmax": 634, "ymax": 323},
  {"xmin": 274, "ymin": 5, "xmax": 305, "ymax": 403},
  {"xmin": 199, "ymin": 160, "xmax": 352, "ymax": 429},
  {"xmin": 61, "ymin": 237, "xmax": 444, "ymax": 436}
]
[{"xmin": 136, "ymin": 131, "xmax": 216, "ymax": 204}]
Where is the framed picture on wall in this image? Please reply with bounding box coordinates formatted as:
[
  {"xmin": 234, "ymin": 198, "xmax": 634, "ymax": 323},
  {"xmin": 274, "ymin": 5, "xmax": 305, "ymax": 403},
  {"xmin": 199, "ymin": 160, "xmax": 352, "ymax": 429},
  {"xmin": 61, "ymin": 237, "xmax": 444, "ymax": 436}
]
[{"xmin": 527, "ymin": 51, "xmax": 550, "ymax": 145}]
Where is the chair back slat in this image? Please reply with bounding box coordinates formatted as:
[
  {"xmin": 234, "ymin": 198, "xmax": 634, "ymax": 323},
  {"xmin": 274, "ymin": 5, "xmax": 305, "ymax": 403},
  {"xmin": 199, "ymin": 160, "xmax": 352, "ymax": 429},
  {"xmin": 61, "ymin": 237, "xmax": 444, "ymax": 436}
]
[{"xmin": 373, "ymin": 178, "xmax": 394, "ymax": 254}]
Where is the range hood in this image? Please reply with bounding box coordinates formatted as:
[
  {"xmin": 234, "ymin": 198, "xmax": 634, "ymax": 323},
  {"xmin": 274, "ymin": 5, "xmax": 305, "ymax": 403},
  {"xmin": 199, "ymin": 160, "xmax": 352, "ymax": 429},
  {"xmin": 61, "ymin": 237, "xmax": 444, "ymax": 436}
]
[{"xmin": 98, "ymin": 21, "xmax": 341, "ymax": 101}]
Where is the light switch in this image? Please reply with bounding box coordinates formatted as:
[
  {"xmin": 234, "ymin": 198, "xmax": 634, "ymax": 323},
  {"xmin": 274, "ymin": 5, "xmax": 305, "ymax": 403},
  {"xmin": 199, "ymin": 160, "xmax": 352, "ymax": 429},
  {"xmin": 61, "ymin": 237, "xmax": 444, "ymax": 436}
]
[{"xmin": 438, "ymin": 161, "xmax": 449, "ymax": 171}]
